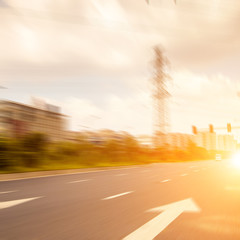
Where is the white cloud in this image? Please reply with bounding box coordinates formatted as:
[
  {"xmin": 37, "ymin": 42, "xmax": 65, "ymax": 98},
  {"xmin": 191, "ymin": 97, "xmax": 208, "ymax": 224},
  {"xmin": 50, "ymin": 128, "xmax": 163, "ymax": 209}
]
[
  {"xmin": 1, "ymin": 0, "xmax": 240, "ymax": 76},
  {"xmin": 61, "ymin": 91, "xmax": 152, "ymax": 134},
  {"xmin": 1, "ymin": 0, "xmax": 240, "ymax": 134},
  {"xmin": 31, "ymin": 69, "xmax": 240, "ymax": 135},
  {"xmin": 170, "ymin": 71, "xmax": 240, "ymax": 133}
]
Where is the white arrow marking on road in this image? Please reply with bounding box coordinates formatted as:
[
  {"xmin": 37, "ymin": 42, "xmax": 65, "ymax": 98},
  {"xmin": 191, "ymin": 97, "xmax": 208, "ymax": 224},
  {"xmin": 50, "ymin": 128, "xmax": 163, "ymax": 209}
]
[
  {"xmin": 123, "ymin": 198, "xmax": 200, "ymax": 240},
  {"xmin": 0, "ymin": 197, "xmax": 42, "ymax": 210}
]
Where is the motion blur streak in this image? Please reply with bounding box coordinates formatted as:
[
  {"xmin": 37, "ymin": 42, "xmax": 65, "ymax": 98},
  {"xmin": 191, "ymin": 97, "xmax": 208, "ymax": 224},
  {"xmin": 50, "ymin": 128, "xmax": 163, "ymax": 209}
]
[{"xmin": 1, "ymin": 0, "xmax": 240, "ymax": 239}]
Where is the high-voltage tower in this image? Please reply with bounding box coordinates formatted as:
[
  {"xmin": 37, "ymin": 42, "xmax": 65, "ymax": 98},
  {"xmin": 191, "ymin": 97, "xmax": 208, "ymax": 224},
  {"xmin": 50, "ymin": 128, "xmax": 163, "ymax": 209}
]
[{"xmin": 151, "ymin": 46, "xmax": 171, "ymax": 136}]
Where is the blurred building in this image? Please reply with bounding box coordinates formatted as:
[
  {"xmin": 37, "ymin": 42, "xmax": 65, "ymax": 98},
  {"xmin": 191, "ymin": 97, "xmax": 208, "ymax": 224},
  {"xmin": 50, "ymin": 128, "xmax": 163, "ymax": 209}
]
[
  {"xmin": 64, "ymin": 131, "xmax": 81, "ymax": 142},
  {"xmin": 154, "ymin": 133, "xmax": 192, "ymax": 149},
  {"xmin": 137, "ymin": 135, "xmax": 153, "ymax": 147},
  {"xmin": 84, "ymin": 129, "xmax": 126, "ymax": 144},
  {"xmin": 80, "ymin": 131, "xmax": 104, "ymax": 145},
  {"xmin": 193, "ymin": 132, "xmax": 217, "ymax": 151},
  {"xmin": 67, "ymin": 130, "xmax": 136, "ymax": 145},
  {"xmin": 0, "ymin": 100, "xmax": 67, "ymax": 141},
  {"xmin": 217, "ymin": 134, "xmax": 237, "ymax": 151}
]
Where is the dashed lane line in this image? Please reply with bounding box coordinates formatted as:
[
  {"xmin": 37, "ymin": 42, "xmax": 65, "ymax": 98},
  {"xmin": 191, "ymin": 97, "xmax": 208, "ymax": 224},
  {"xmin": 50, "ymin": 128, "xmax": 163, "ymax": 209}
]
[
  {"xmin": 161, "ymin": 179, "xmax": 171, "ymax": 183},
  {"xmin": 68, "ymin": 179, "xmax": 91, "ymax": 184},
  {"xmin": 0, "ymin": 190, "xmax": 18, "ymax": 194},
  {"xmin": 0, "ymin": 197, "xmax": 42, "ymax": 210},
  {"xmin": 102, "ymin": 191, "xmax": 133, "ymax": 200}
]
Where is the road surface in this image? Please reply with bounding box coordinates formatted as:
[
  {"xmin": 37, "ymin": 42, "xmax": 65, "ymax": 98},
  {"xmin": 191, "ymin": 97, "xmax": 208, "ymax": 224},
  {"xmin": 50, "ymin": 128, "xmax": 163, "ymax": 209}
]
[{"xmin": 1, "ymin": 160, "xmax": 240, "ymax": 239}]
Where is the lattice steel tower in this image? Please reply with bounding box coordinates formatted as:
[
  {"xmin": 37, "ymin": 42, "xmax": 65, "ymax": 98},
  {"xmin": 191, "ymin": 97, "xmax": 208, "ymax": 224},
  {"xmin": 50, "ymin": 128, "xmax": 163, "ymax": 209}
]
[{"xmin": 151, "ymin": 47, "xmax": 171, "ymax": 136}]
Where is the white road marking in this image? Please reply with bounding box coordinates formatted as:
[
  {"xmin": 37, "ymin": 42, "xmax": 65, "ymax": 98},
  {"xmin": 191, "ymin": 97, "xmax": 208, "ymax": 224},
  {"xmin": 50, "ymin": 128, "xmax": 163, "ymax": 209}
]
[
  {"xmin": 123, "ymin": 198, "xmax": 201, "ymax": 240},
  {"xmin": 0, "ymin": 197, "xmax": 42, "ymax": 210},
  {"xmin": 115, "ymin": 173, "xmax": 128, "ymax": 176},
  {"xmin": 0, "ymin": 190, "xmax": 18, "ymax": 194},
  {"xmin": 102, "ymin": 191, "xmax": 133, "ymax": 200},
  {"xmin": 68, "ymin": 179, "xmax": 91, "ymax": 183},
  {"xmin": 180, "ymin": 174, "xmax": 188, "ymax": 177},
  {"xmin": 161, "ymin": 179, "xmax": 170, "ymax": 183}
]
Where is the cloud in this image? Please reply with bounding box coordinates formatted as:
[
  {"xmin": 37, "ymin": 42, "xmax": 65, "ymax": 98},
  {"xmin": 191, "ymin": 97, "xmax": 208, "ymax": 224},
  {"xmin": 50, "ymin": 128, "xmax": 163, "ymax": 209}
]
[
  {"xmin": 62, "ymin": 91, "xmax": 153, "ymax": 134},
  {"xmin": 57, "ymin": 70, "xmax": 240, "ymax": 135},
  {"xmin": 1, "ymin": 0, "xmax": 240, "ymax": 134},
  {"xmin": 2, "ymin": 0, "xmax": 240, "ymax": 77},
  {"xmin": 170, "ymin": 71, "xmax": 240, "ymax": 132},
  {"xmin": 28, "ymin": 68, "xmax": 240, "ymax": 136}
]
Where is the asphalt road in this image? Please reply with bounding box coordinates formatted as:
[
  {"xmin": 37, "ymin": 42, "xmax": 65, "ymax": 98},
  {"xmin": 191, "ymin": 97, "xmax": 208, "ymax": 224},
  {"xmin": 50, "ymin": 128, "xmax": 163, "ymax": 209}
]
[{"xmin": 1, "ymin": 160, "xmax": 240, "ymax": 240}]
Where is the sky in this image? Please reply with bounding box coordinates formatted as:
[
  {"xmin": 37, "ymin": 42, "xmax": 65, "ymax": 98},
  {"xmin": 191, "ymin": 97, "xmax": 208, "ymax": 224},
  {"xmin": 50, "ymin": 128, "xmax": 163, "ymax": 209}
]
[{"xmin": 1, "ymin": 0, "xmax": 240, "ymax": 135}]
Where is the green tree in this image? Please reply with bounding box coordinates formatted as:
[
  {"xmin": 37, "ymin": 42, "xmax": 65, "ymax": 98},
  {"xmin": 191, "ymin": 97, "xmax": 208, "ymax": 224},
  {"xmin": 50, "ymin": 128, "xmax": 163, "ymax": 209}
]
[
  {"xmin": 0, "ymin": 137, "xmax": 10, "ymax": 169},
  {"xmin": 21, "ymin": 133, "xmax": 48, "ymax": 167}
]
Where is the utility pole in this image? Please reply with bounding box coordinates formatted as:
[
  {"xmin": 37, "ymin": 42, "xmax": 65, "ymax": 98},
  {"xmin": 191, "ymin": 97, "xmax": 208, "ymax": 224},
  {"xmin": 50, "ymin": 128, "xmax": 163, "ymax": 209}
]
[{"xmin": 151, "ymin": 47, "xmax": 171, "ymax": 145}]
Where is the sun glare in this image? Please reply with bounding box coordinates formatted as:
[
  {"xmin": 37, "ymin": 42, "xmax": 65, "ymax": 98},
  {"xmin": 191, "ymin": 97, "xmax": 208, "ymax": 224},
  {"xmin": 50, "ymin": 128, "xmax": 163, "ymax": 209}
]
[{"xmin": 232, "ymin": 152, "xmax": 240, "ymax": 168}]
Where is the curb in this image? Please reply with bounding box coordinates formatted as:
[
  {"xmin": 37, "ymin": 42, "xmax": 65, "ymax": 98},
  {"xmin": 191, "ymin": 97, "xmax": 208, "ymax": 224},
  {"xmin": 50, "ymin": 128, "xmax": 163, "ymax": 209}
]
[{"xmin": 0, "ymin": 165, "xmax": 141, "ymax": 182}]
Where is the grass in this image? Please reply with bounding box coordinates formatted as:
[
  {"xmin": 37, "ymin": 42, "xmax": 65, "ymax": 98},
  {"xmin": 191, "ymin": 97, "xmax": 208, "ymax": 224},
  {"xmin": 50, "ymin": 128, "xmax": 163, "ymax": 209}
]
[{"xmin": 0, "ymin": 157, "xmax": 212, "ymax": 174}]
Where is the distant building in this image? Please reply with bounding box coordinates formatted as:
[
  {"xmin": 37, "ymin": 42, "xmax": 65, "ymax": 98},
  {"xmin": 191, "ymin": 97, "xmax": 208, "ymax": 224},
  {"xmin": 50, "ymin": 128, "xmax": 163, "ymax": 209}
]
[
  {"xmin": 84, "ymin": 129, "xmax": 126, "ymax": 144},
  {"xmin": 67, "ymin": 130, "xmax": 136, "ymax": 145},
  {"xmin": 217, "ymin": 134, "xmax": 237, "ymax": 151},
  {"xmin": 192, "ymin": 131, "xmax": 238, "ymax": 152},
  {"xmin": 154, "ymin": 133, "xmax": 193, "ymax": 149},
  {"xmin": 64, "ymin": 131, "xmax": 81, "ymax": 142},
  {"xmin": 137, "ymin": 135, "xmax": 153, "ymax": 147},
  {"xmin": 193, "ymin": 132, "xmax": 216, "ymax": 151},
  {"xmin": 0, "ymin": 100, "xmax": 67, "ymax": 141}
]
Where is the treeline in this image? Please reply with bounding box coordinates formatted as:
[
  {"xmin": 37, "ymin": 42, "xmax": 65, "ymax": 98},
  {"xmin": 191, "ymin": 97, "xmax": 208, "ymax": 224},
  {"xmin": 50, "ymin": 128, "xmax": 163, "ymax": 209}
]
[{"xmin": 0, "ymin": 132, "xmax": 220, "ymax": 173}]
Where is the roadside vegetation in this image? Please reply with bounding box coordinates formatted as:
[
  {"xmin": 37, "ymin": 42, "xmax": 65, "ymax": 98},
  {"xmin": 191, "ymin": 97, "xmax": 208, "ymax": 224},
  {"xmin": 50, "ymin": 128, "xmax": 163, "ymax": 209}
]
[{"xmin": 0, "ymin": 132, "xmax": 230, "ymax": 173}]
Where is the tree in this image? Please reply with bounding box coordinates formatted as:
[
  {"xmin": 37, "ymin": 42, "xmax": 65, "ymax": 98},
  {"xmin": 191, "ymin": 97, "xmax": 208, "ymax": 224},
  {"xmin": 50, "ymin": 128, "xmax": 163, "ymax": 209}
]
[
  {"xmin": 21, "ymin": 133, "xmax": 48, "ymax": 167},
  {"xmin": 0, "ymin": 138, "xmax": 10, "ymax": 169}
]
